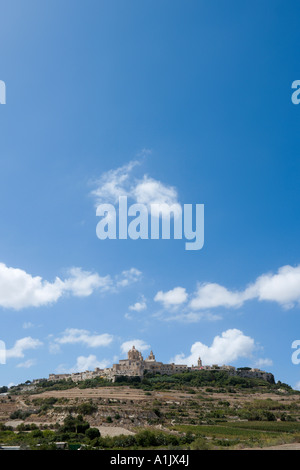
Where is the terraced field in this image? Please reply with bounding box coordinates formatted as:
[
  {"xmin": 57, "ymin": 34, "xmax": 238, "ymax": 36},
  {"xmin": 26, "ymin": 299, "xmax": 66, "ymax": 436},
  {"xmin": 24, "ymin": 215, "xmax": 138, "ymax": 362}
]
[{"xmin": 1, "ymin": 372, "xmax": 300, "ymax": 449}]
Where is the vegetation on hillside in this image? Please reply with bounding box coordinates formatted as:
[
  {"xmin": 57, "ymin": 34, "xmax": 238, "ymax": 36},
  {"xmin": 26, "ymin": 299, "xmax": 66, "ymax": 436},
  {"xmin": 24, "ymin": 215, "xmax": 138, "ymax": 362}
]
[
  {"xmin": 9, "ymin": 370, "xmax": 294, "ymax": 396},
  {"xmin": 2, "ymin": 370, "xmax": 300, "ymax": 450}
]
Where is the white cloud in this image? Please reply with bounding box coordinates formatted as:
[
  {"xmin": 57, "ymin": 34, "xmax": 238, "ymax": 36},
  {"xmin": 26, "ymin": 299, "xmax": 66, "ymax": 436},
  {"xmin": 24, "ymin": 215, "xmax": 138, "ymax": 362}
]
[
  {"xmin": 189, "ymin": 283, "xmax": 246, "ymax": 310},
  {"xmin": 129, "ymin": 295, "xmax": 147, "ymax": 312},
  {"xmin": 57, "ymin": 355, "xmax": 111, "ymax": 373},
  {"xmin": 91, "ymin": 159, "xmax": 181, "ymax": 216},
  {"xmin": 91, "ymin": 160, "xmax": 141, "ymax": 205},
  {"xmin": 0, "ymin": 262, "xmax": 64, "ymax": 310},
  {"xmin": 185, "ymin": 264, "xmax": 300, "ymax": 311},
  {"xmin": 73, "ymin": 355, "xmax": 110, "ymax": 372},
  {"xmin": 294, "ymin": 381, "xmax": 300, "ymax": 391},
  {"xmin": 160, "ymin": 311, "xmax": 222, "ymax": 323},
  {"xmin": 133, "ymin": 175, "xmax": 181, "ymax": 216},
  {"xmin": 49, "ymin": 342, "xmax": 61, "ymax": 355},
  {"xmin": 53, "ymin": 328, "xmax": 113, "ymax": 349},
  {"xmin": 154, "ymin": 287, "xmax": 188, "ymax": 309},
  {"xmin": 129, "ymin": 302, "xmax": 146, "ymax": 312},
  {"xmin": 16, "ymin": 359, "xmax": 37, "ymax": 368},
  {"xmin": 6, "ymin": 337, "xmax": 43, "ymax": 359},
  {"xmin": 116, "ymin": 268, "xmax": 142, "ymax": 288},
  {"xmin": 0, "ymin": 262, "xmax": 142, "ymax": 310},
  {"xmin": 63, "ymin": 267, "xmax": 112, "ymax": 297},
  {"xmin": 249, "ymin": 265, "xmax": 300, "ymax": 308},
  {"xmin": 120, "ymin": 339, "xmax": 150, "ymax": 355},
  {"xmin": 171, "ymin": 329, "xmax": 255, "ymax": 366},
  {"xmin": 254, "ymin": 358, "xmax": 273, "ymax": 368}
]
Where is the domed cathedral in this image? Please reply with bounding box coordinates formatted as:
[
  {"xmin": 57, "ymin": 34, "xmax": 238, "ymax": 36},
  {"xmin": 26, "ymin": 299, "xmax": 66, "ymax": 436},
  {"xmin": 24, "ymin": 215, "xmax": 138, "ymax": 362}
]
[
  {"xmin": 107, "ymin": 345, "xmax": 189, "ymax": 381},
  {"xmin": 127, "ymin": 345, "xmax": 143, "ymax": 362}
]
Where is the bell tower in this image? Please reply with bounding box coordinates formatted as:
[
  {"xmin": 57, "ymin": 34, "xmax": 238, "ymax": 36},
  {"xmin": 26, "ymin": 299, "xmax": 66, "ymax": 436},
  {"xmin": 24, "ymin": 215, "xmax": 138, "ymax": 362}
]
[{"xmin": 147, "ymin": 350, "xmax": 156, "ymax": 361}]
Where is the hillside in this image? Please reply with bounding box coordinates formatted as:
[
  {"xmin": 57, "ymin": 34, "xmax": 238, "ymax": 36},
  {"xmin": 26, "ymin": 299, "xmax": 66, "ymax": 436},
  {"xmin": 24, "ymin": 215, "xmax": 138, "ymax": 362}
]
[{"xmin": 1, "ymin": 371, "xmax": 300, "ymax": 450}]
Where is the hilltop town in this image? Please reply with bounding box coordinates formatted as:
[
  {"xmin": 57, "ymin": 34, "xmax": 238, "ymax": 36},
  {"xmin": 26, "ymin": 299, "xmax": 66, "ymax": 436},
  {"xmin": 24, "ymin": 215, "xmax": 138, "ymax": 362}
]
[{"xmin": 48, "ymin": 345, "xmax": 275, "ymax": 384}]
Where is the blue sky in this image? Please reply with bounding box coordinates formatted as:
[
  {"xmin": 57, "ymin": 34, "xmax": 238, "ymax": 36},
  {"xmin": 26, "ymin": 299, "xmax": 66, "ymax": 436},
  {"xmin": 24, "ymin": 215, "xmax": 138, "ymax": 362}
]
[{"xmin": 1, "ymin": 0, "xmax": 300, "ymax": 388}]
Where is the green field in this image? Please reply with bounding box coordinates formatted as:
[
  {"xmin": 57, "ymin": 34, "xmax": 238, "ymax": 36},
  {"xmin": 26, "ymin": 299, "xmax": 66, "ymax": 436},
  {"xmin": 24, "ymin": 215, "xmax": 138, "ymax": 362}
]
[{"xmin": 173, "ymin": 421, "xmax": 300, "ymax": 448}]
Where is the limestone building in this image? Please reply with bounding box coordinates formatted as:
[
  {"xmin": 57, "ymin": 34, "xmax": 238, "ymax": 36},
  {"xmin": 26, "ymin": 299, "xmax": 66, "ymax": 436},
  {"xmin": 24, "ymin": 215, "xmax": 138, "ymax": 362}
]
[
  {"xmin": 48, "ymin": 345, "xmax": 274, "ymax": 384},
  {"xmin": 100, "ymin": 346, "xmax": 188, "ymax": 381}
]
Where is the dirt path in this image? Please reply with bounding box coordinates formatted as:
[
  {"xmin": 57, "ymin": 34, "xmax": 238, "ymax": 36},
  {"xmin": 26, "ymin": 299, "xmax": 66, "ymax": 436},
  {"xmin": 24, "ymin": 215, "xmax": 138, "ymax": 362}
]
[{"xmin": 243, "ymin": 443, "xmax": 300, "ymax": 450}]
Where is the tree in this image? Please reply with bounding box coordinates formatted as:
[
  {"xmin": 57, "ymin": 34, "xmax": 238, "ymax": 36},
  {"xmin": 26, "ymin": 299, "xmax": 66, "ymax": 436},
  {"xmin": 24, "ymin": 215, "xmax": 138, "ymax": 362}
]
[
  {"xmin": 86, "ymin": 428, "xmax": 100, "ymax": 440},
  {"xmin": 62, "ymin": 414, "xmax": 90, "ymax": 434}
]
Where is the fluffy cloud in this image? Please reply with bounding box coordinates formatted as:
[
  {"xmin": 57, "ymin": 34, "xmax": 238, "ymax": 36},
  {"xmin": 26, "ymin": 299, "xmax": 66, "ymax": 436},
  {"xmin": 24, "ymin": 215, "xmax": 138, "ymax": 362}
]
[
  {"xmin": 90, "ymin": 160, "xmax": 140, "ymax": 205},
  {"xmin": 250, "ymin": 265, "xmax": 300, "ymax": 308},
  {"xmin": 154, "ymin": 287, "xmax": 188, "ymax": 309},
  {"xmin": 63, "ymin": 267, "xmax": 112, "ymax": 297},
  {"xmin": 129, "ymin": 295, "xmax": 147, "ymax": 312},
  {"xmin": 171, "ymin": 329, "xmax": 255, "ymax": 366},
  {"xmin": 74, "ymin": 355, "xmax": 111, "ymax": 372},
  {"xmin": 6, "ymin": 337, "xmax": 43, "ymax": 359},
  {"xmin": 120, "ymin": 339, "xmax": 150, "ymax": 355},
  {"xmin": 254, "ymin": 358, "xmax": 273, "ymax": 368},
  {"xmin": 164, "ymin": 264, "xmax": 300, "ymax": 313},
  {"xmin": 91, "ymin": 159, "xmax": 181, "ymax": 216},
  {"xmin": 56, "ymin": 355, "xmax": 111, "ymax": 373},
  {"xmin": 0, "ymin": 262, "xmax": 141, "ymax": 310},
  {"xmin": 0, "ymin": 263, "xmax": 64, "ymax": 310},
  {"xmin": 53, "ymin": 328, "xmax": 113, "ymax": 349},
  {"xmin": 133, "ymin": 175, "xmax": 181, "ymax": 217},
  {"xmin": 189, "ymin": 283, "xmax": 246, "ymax": 310},
  {"xmin": 16, "ymin": 359, "xmax": 37, "ymax": 368},
  {"xmin": 116, "ymin": 268, "xmax": 142, "ymax": 288}
]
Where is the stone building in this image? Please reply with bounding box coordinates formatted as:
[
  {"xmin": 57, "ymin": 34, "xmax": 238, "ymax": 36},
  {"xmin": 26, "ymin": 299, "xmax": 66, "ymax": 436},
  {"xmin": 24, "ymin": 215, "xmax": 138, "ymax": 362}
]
[
  {"xmin": 47, "ymin": 345, "xmax": 274, "ymax": 384},
  {"xmin": 98, "ymin": 346, "xmax": 189, "ymax": 382}
]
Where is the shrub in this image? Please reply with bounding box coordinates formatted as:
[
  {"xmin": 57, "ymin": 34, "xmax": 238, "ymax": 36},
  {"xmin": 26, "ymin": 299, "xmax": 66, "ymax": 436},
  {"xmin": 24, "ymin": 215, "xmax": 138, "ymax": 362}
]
[
  {"xmin": 10, "ymin": 409, "xmax": 34, "ymax": 420},
  {"xmin": 61, "ymin": 415, "xmax": 90, "ymax": 434},
  {"xmin": 77, "ymin": 402, "xmax": 98, "ymax": 415},
  {"xmin": 85, "ymin": 428, "xmax": 101, "ymax": 440},
  {"xmin": 190, "ymin": 437, "xmax": 211, "ymax": 450}
]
